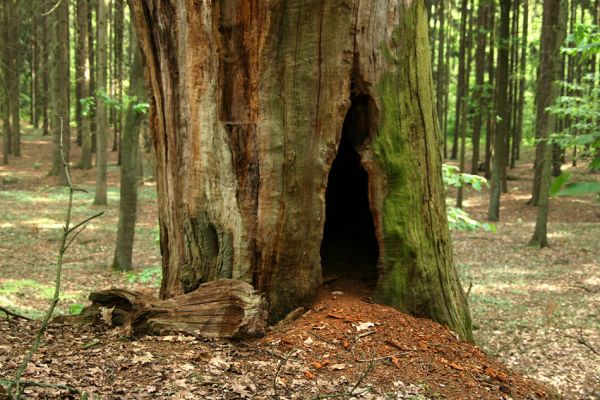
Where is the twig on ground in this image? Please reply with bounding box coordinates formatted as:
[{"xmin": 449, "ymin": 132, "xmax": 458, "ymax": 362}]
[
  {"xmin": 570, "ymin": 284, "xmax": 599, "ymax": 294},
  {"xmin": 0, "ymin": 307, "xmax": 33, "ymax": 321},
  {"xmin": 312, "ymin": 353, "xmax": 376, "ymax": 399},
  {"xmin": 566, "ymin": 328, "xmax": 599, "ymax": 357},
  {"xmin": 272, "ymin": 349, "xmax": 297, "ymax": 398},
  {"xmin": 466, "ymin": 281, "xmax": 473, "ymax": 300}
]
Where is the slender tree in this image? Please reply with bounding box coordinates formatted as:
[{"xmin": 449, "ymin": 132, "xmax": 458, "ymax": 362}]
[
  {"xmin": 471, "ymin": 0, "xmax": 489, "ymax": 174},
  {"xmin": 512, "ymin": 0, "xmax": 528, "ymax": 166},
  {"xmin": 488, "ymin": 0, "xmax": 511, "ymax": 221},
  {"xmin": 530, "ymin": 0, "xmax": 567, "ymax": 247},
  {"xmin": 457, "ymin": 2, "xmax": 474, "ymax": 207},
  {"xmin": 451, "ymin": 0, "xmax": 470, "ymax": 160},
  {"xmin": 94, "ymin": 0, "xmax": 109, "ymax": 205},
  {"xmin": 48, "ymin": 0, "xmax": 70, "ymax": 185},
  {"xmin": 436, "ymin": 0, "xmax": 447, "ymax": 147},
  {"xmin": 112, "ymin": 32, "xmax": 145, "ymax": 272},
  {"xmin": 77, "ymin": 0, "xmax": 93, "ymax": 169},
  {"xmin": 484, "ymin": 0, "xmax": 496, "ymax": 179}
]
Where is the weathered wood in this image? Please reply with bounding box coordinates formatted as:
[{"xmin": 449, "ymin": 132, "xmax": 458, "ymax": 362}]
[
  {"xmin": 128, "ymin": 0, "xmax": 473, "ymax": 341},
  {"xmin": 88, "ymin": 279, "xmax": 267, "ymax": 339}
]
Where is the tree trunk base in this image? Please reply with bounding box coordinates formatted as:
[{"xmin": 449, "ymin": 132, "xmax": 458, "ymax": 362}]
[{"xmin": 86, "ymin": 279, "xmax": 267, "ymax": 339}]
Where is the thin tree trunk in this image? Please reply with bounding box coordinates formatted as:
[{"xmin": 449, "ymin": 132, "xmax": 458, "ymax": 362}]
[
  {"xmin": 77, "ymin": 0, "xmax": 93, "ymax": 170},
  {"xmin": 89, "ymin": 0, "xmax": 97, "ymax": 153},
  {"xmin": 113, "ymin": 0, "xmax": 124, "ymax": 161},
  {"xmin": 0, "ymin": 3, "xmax": 11, "ymax": 164},
  {"xmin": 31, "ymin": 9, "xmax": 39, "ymax": 129},
  {"xmin": 488, "ymin": 0, "xmax": 511, "ymax": 221},
  {"xmin": 513, "ymin": 0, "xmax": 528, "ymax": 165},
  {"xmin": 530, "ymin": 0, "xmax": 567, "ymax": 247},
  {"xmin": 94, "ymin": 0, "xmax": 108, "ymax": 205},
  {"xmin": 436, "ymin": 0, "xmax": 446, "ymax": 149},
  {"xmin": 75, "ymin": 0, "xmax": 87, "ymax": 147},
  {"xmin": 457, "ymin": 2, "xmax": 474, "ymax": 207},
  {"xmin": 451, "ymin": 0, "xmax": 470, "ymax": 161},
  {"xmin": 4, "ymin": 1, "xmax": 21, "ymax": 157},
  {"xmin": 41, "ymin": 0, "xmax": 50, "ymax": 137},
  {"xmin": 470, "ymin": 0, "xmax": 488, "ymax": 174},
  {"xmin": 49, "ymin": 0, "xmax": 70, "ymax": 185},
  {"xmin": 112, "ymin": 32, "xmax": 145, "ymax": 271},
  {"xmin": 484, "ymin": 1, "xmax": 496, "ymax": 179}
]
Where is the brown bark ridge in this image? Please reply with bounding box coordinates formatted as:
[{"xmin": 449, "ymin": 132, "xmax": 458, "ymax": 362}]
[
  {"xmin": 128, "ymin": 0, "xmax": 472, "ymax": 341},
  {"xmin": 87, "ymin": 279, "xmax": 267, "ymax": 339}
]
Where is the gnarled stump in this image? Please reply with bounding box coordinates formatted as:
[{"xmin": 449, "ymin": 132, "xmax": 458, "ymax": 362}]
[{"xmin": 88, "ymin": 279, "xmax": 267, "ymax": 339}]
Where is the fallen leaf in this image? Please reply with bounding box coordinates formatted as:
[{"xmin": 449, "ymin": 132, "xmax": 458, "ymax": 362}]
[
  {"xmin": 355, "ymin": 322, "xmax": 375, "ymax": 331},
  {"xmin": 304, "ymin": 370, "xmax": 316, "ymax": 380}
]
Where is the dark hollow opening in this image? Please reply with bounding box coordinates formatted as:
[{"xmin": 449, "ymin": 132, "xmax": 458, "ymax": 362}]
[{"xmin": 320, "ymin": 96, "xmax": 379, "ymax": 284}]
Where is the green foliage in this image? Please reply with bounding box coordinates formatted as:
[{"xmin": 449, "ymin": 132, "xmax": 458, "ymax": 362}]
[
  {"xmin": 547, "ymin": 23, "xmax": 600, "ymax": 196},
  {"xmin": 80, "ymin": 90, "xmax": 149, "ymax": 117},
  {"xmin": 69, "ymin": 303, "xmax": 85, "ymax": 316},
  {"xmin": 442, "ymin": 165, "xmax": 495, "ymax": 232},
  {"xmin": 125, "ymin": 266, "xmax": 162, "ymax": 287}
]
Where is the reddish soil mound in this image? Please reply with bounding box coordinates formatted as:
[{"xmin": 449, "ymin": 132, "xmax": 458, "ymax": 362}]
[{"xmin": 260, "ymin": 278, "xmax": 556, "ymax": 399}]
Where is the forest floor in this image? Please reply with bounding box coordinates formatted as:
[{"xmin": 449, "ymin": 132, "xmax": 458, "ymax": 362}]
[{"xmin": 0, "ymin": 129, "xmax": 598, "ymax": 399}]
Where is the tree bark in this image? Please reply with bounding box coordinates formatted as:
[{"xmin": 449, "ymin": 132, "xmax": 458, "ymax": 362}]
[
  {"xmin": 113, "ymin": 0, "xmax": 125, "ymax": 162},
  {"xmin": 436, "ymin": 0, "xmax": 446, "ymax": 151},
  {"xmin": 129, "ymin": 0, "xmax": 472, "ymax": 341},
  {"xmin": 457, "ymin": 1, "xmax": 474, "ymax": 208},
  {"xmin": 513, "ymin": 0, "xmax": 528, "ymax": 166},
  {"xmin": 530, "ymin": 0, "xmax": 567, "ymax": 247},
  {"xmin": 75, "ymin": 0, "xmax": 87, "ymax": 147},
  {"xmin": 77, "ymin": 0, "xmax": 93, "ymax": 170},
  {"xmin": 49, "ymin": 0, "xmax": 70, "ymax": 185},
  {"xmin": 94, "ymin": 0, "xmax": 108, "ymax": 205},
  {"xmin": 40, "ymin": 0, "xmax": 50, "ymax": 137},
  {"xmin": 488, "ymin": 0, "xmax": 510, "ymax": 221},
  {"xmin": 112, "ymin": 32, "xmax": 145, "ymax": 271},
  {"xmin": 484, "ymin": 1, "xmax": 496, "ymax": 179},
  {"xmin": 471, "ymin": 0, "xmax": 488, "ymax": 175},
  {"xmin": 451, "ymin": 0, "xmax": 470, "ymax": 161}
]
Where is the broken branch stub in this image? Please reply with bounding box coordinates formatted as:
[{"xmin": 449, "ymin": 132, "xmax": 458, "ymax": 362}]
[{"xmin": 88, "ymin": 279, "xmax": 267, "ymax": 339}]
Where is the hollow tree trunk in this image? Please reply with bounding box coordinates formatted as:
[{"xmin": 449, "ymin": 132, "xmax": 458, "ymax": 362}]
[{"xmin": 129, "ymin": 0, "xmax": 472, "ymax": 341}]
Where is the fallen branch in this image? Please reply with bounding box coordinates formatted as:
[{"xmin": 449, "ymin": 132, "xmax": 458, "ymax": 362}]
[
  {"xmin": 0, "ymin": 307, "xmax": 33, "ymax": 321},
  {"xmin": 312, "ymin": 354, "xmax": 376, "ymax": 399},
  {"xmin": 273, "ymin": 349, "xmax": 297, "ymax": 398},
  {"xmin": 570, "ymin": 284, "xmax": 599, "ymax": 294},
  {"xmin": 86, "ymin": 279, "xmax": 267, "ymax": 339},
  {"xmin": 566, "ymin": 328, "xmax": 599, "ymax": 357}
]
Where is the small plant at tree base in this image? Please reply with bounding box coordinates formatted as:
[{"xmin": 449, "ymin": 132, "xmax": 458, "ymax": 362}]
[{"xmin": 442, "ymin": 165, "xmax": 496, "ymax": 232}]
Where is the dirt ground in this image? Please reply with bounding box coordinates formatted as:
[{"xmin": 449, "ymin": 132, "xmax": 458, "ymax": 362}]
[{"xmin": 0, "ymin": 130, "xmax": 598, "ymax": 399}]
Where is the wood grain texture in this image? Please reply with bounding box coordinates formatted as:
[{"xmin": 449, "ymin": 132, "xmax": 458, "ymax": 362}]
[
  {"xmin": 88, "ymin": 279, "xmax": 267, "ymax": 339},
  {"xmin": 128, "ymin": 0, "xmax": 472, "ymax": 340}
]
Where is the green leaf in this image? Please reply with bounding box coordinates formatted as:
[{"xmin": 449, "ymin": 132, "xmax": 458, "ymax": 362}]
[
  {"xmin": 69, "ymin": 303, "xmax": 85, "ymax": 316},
  {"xmin": 550, "ymin": 172, "xmax": 571, "ymax": 196},
  {"xmin": 557, "ymin": 181, "xmax": 600, "ymax": 196}
]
